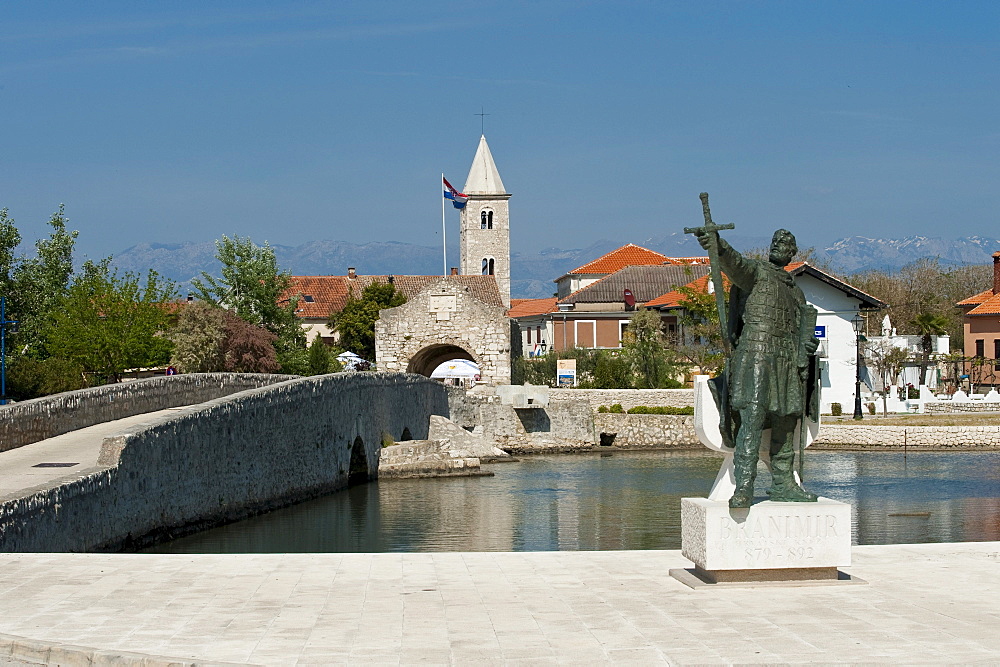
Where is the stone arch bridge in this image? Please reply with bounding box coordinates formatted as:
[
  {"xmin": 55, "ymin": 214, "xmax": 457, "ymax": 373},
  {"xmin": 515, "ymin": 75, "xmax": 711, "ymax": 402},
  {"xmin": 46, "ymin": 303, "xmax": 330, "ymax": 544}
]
[{"xmin": 0, "ymin": 373, "xmax": 449, "ymax": 552}]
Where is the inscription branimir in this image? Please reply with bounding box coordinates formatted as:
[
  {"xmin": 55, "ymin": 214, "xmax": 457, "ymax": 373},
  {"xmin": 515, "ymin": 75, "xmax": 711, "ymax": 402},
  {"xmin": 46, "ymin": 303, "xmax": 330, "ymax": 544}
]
[
  {"xmin": 720, "ymin": 514, "xmax": 838, "ymax": 540},
  {"xmin": 428, "ymin": 293, "xmax": 457, "ymax": 313}
]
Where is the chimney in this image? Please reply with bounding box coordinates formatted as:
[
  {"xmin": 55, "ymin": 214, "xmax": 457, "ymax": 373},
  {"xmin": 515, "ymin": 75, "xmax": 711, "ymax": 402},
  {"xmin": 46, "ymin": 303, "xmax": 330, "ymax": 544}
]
[
  {"xmin": 347, "ymin": 267, "xmax": 356, "ymax": 279},
  {"xmin": 993, "ymin": 253, "xmax": 1000, "ymax": 295},
  {"xmin": 450, "ymin": 267, "xmax": 459, "ymax": 276}
]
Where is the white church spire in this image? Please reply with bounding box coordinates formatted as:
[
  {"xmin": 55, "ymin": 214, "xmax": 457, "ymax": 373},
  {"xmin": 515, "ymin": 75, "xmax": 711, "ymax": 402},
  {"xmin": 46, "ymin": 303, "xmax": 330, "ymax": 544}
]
[{"xmin": 463, "ymin": 135, "xmax": 506, "ymax": 195}]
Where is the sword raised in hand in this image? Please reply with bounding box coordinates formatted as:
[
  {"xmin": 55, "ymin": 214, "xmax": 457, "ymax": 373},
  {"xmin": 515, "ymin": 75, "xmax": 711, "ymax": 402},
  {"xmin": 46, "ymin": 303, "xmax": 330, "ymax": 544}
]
[{"xmin": 684, "ymin": 192, "xmax": 734, "ymax": 353}]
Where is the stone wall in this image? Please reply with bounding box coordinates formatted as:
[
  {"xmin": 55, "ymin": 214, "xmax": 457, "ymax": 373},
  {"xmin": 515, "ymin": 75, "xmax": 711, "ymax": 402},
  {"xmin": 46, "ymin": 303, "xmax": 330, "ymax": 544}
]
[
  {"xmin": 0, "ymin": 374, "xmax": 290, "ymax": 453},
  {"xmin": 548, "ymin": 388, "xmax": 694, "ymax": 411},
  {"xmin": 925, "ymin": 401, "xmax": 1000, "ymax": 413},
  {"xmin": 593, "ymin": 414, "xmax": 700, "ymax": 449},
  {"xmin": 478, "ymin": 400, "xmax": 595, "ymax": 453},
  {"xmin": 0, "ymin": 373, "xmax": 449, "ymax": 552},
  {"xmin": 813, "ymin": 424, "xmax": 1000, "ymax": 449}
]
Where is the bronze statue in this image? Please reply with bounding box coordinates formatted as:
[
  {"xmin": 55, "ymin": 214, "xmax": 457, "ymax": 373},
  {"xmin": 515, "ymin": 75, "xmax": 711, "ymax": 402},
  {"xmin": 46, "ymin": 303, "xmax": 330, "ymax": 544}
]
[{"xmin": 687, "ymin": 194, "xmax": 819, "ymax": 508}]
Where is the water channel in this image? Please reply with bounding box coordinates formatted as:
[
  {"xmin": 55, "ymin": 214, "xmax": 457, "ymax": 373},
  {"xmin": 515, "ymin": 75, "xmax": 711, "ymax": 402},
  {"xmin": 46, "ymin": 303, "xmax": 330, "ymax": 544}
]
[{"xmin": 144, "ymin": 450, "xmax": 1000, "ymax": 554}]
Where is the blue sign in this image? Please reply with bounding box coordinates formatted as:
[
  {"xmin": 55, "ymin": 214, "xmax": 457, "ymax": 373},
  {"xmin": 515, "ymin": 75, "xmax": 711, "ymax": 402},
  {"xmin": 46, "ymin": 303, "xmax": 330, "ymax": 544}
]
[{"xmin": 814, "ymin": 325, "xmax": 826, "ymax": 339}]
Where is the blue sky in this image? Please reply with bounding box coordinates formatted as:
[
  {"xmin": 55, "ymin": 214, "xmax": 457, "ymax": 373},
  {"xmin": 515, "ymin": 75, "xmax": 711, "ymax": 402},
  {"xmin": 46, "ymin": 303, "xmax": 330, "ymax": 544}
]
[{"xmin": 2, "ymin": 1, "xmax": 998, "ymax": 263}]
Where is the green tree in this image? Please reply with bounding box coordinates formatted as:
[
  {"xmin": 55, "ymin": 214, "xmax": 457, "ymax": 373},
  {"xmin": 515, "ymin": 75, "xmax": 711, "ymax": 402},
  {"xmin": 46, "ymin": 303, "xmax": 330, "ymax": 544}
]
[
  {"xmin": 330, "ymin": 283, "xmax": 406, "ymax": 361},
  {"xmin": 0, "ymin": 208, "xmax": 21, "ymax": 301},
  {"xmin": 13, "ymin": 205, "xmax": 78, "ymax": 356},
  {"xmin": 672, "ymin": 284, "xmax": 726, "ymax": 377},
  {"xmin": 590, "ymin": 350, "xmax": 632, "ymax": 389},
  {"xmin": 622, "ymin": 309, "xmax": 678, "ymax": 388},
  {"xmin": 45, "ymin": 259, "xmax": 176, "ymax": 382},
  {"xmin": 169, "ymin": 301, "xmax": 226, "ymax": 373},
  {"xmin": 306, "ymin": 336, "xmax": 337, "ymax": 375},
  {"xmin": 190, "ymin": 235, "xmax": 305, "ymax": 370},
  {"xmin": 5, "ymin": 356, "xmax": 87, "ymax": 400}
]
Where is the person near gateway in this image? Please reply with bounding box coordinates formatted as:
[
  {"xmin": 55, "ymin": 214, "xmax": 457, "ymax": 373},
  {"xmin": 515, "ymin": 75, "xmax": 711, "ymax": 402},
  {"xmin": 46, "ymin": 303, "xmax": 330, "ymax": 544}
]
[{"xmin": 694, "ymin": 227, "xmax": 820, "ymax": 508}]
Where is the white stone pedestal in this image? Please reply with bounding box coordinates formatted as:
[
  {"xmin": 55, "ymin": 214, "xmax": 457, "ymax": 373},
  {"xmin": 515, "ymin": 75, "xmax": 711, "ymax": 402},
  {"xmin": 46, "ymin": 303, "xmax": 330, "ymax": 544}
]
[{"xmin": 675, "ymin": 497, "xmax": 853, "ymax": 585}]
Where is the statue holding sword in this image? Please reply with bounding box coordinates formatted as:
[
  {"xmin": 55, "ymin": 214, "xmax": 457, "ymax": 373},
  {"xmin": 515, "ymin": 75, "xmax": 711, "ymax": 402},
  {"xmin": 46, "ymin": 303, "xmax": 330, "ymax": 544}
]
[{"xmin": 686, "ymin": 193, "xmax": 820, "ymax": 509}]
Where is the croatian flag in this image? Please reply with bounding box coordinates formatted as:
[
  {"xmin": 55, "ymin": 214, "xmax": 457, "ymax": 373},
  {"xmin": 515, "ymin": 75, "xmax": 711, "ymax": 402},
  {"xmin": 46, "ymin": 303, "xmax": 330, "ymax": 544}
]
[{"xmin": 443, "ymin": 176, "xmax": 468, "ymax": 209}]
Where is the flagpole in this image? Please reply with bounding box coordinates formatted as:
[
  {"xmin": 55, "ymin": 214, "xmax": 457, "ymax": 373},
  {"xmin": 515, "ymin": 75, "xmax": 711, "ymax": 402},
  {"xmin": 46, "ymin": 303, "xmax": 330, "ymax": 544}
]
[{"xmin": 441, "ymin": 173, "xmax": 447, "ymax": 276}]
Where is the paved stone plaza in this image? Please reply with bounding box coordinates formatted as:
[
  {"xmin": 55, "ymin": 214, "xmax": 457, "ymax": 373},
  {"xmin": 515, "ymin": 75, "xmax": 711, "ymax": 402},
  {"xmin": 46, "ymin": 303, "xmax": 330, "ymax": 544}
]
[{"xmin": 0, "ymin": 542, "xmax": 998, "ymax": 665}]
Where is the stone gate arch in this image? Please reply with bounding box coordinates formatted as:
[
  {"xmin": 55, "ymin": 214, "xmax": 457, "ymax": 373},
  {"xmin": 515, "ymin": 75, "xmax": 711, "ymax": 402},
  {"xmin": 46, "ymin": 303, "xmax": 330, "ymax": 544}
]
[
  {"xmin": 405, "ymin": 342, "xmax": 481, "ymax": 378},
  {"xmin": 375, "ymin": 277, "xmax": 511, "ymax": 385}
]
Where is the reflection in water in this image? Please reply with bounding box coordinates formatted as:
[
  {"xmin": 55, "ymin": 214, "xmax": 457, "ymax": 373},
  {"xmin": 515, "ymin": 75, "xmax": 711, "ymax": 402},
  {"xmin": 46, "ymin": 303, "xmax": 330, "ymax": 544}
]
[{"xmin": 143, "ymin": 450, "xmax": 1000, "ymax": 554}]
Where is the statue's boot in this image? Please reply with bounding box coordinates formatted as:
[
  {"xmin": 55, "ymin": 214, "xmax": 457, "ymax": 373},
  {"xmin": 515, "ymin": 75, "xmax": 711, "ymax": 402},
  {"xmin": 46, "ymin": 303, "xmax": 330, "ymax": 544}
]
[
  {"xmin": 728, "ymin": 448, "xmax": 757, "ymax": 509},
  {"xmin": 767, "ymin": 446, "xmax": 818, "ymax": 502}
]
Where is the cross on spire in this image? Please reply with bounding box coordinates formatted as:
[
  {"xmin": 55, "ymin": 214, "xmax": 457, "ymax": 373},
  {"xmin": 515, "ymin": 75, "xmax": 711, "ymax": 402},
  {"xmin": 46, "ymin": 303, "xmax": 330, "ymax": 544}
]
[{"xmin": 476, "ymin": 107, "xmax": 491, "ymax": 134}]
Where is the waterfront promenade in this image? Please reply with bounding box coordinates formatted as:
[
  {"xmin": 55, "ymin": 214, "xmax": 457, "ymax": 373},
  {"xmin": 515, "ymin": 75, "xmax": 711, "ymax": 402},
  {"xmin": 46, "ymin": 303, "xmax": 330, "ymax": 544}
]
[{"xmin": 0, "ymin": 541, "xmax": 998, "ymax": 665}]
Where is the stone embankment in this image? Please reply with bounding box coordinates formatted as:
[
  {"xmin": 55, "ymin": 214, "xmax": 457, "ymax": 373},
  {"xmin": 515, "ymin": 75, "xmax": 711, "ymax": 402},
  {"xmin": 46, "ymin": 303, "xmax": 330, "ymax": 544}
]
[
  {"xmin": 925, "ymin": 401, "xmax": 1000, "ymax": 413},
  {"xmin": 493, "ymin": 388, "xmax": 1000, "ymax": 453},
  {"xmin": 593, "ymin": 414, "xmax": 699, "ymax": 449},
  {"xmin": 0, "ymin": 373, "xmax": 290, "ymax": 453},
  {"xmin": 379, "ymin": 415, "xmax": 509, "ymax": 479},
  {"xmin": 813, "ymin": 424, "xmax": 1000, "ymax": 449},
  {"xmin": 0, "ymin": 373, "xmax": 448, "ymax": 552}
]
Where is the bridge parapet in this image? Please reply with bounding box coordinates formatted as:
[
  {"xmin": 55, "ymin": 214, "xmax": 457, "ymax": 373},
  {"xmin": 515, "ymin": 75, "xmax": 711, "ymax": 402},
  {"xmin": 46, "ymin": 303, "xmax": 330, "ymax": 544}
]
[{"xmin": 0, "ymin": 373, "xmax": 291, "ymax": 453}]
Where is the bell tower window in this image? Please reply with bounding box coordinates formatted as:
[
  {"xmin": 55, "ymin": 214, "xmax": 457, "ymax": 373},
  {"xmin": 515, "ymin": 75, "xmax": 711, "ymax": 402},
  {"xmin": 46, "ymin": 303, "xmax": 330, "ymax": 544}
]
[
  {"xmin": 482, "ymin": 257, "xmax": 495, "ymax": 275},
  {"xmin": 480, "ymin": 209, "xmax": 494, "ymax": 229}
]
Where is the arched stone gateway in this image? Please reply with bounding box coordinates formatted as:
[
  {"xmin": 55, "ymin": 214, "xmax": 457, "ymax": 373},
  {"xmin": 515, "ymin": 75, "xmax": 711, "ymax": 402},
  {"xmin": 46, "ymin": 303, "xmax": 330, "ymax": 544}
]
[
  {"xmin": 376, "ymin": 277, "xmax": 511, "ymax": 385},
  {"xmin": 406, "ymin": 343, "xmax": 479, "ymax": 377}
]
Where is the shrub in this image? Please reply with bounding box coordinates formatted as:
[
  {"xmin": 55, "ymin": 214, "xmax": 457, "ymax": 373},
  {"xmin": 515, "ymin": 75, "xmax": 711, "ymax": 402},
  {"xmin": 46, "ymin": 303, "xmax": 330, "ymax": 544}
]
[
  {"xmin": 5, "ymin": 356, "xmax": 88, "ymax": 400},
  {"xmin": 626, "ymin": 405, "xmax": 695, "ymax": 415},
  {"xmin": 381, "ymin": 432, "xmax": 395, "ymax": 448},
  {"xmin": 609, "ymin": 403, "xmax": 624, "ymax": 413},
  {"xmin": 597, "ymin": 405, "xmax": 608, "ymax": 413},
  {"xmin": 831, "ymin": 402, "xmax": 843, "ymax": 416}
]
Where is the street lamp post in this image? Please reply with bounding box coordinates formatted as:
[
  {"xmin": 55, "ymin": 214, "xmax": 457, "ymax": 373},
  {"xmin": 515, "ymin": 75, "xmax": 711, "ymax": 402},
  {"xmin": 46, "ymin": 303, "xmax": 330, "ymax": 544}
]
[
  {"xmin": 852, "ymin": 313, "xmax": 865, "ymax": 420},
  {"xmin": 1, "ymin": 296, "xmax": 20, "ymax": 406}
]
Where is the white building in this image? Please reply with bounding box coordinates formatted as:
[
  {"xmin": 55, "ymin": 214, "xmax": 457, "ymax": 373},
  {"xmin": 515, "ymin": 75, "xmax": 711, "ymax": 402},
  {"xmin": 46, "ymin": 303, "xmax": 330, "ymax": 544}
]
[{"xmin": 784, "ymin": 263, "xmax": 886, "ymax": 413}]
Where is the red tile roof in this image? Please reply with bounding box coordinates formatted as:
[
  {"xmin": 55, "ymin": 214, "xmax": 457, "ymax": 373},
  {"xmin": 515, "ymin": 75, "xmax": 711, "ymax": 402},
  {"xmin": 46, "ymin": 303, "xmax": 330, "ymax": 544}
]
[
  {"xmin": 957, "ymin": 289, "xmax": 993, "ymax": 307},
  {"xmin": 508, "ymin": 298, "xmax": 558, "ymax": 318},
  {"xmin": 645, "ymin": 274, "xmax": 730, "ymax": 308},
  {"xmin": 558, "ymin": 264, "xmax": 710, "ymax": 305},
  {"xmin": 285, "ymin": 276, "xmax": 350, "ymax": 318},
  {"xmin": 565, "ymin": 244, "xmax": 672, "ymax": 276},
  {"xmin": 965, "ymin": 292, "xmax": 1000, "ymax": 315},
  {"xmin": 284, "ymin": 274, "xmax": 505, "ymax": 319}
]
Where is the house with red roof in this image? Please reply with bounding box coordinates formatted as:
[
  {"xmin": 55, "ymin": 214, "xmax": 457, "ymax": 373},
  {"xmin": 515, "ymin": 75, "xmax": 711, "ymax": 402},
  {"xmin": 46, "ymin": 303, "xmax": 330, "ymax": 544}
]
[
  {"xmin": 509, "ymin": 244, "xmax": 711, "ymax": 355},
  {"xmin": 956, "ymin": 252, "xmax": 1000, "ymax": 365}
]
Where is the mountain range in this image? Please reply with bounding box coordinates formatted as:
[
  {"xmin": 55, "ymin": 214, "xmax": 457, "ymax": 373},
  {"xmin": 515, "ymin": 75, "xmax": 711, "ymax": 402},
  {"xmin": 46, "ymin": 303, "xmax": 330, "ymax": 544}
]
[{"xmin": 110, "ymin": 235, "xmax": 1000, "ymax": 300}]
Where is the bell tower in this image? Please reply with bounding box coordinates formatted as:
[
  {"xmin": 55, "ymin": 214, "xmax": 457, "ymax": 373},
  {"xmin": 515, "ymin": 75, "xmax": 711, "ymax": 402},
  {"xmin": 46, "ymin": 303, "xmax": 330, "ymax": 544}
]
[{"xmin": 460, "ymin": 135, "xmax": 511, "ymax": 307}]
